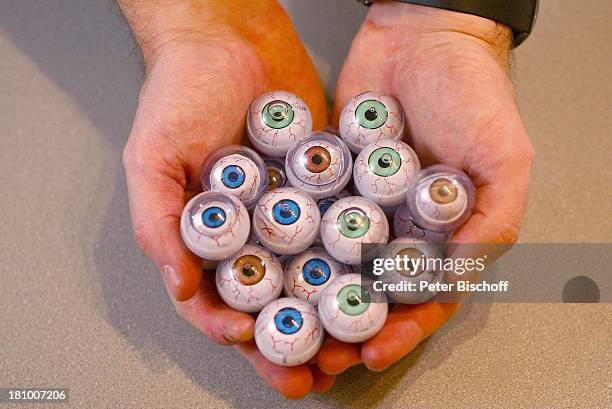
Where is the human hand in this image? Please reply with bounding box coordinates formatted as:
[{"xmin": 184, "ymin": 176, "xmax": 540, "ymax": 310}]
[
  {"xmin": 317, "ymin": 2, "xmax": 534, "ymax": 374},
  {"xmin": 119, "ymin": 0, "xmax": 331, "ymax": 398}
]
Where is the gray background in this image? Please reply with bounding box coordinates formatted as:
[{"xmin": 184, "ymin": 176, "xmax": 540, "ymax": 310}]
[{"xmin": 0, "ymin": 1, "xmax": 610, "ymax": 408}]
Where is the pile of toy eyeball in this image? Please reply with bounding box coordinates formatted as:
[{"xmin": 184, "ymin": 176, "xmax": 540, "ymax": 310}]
[{"xmin": 180, "ymin": 90, "xmax": 476, "ymax": 367}]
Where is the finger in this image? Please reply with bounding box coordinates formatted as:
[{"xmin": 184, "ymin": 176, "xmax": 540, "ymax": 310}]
[
  {"xmin": 310, "ymin": 365, "xmax": 336, "ymax": 393},
  {"xmin": 447, "ymin": 136, "xmax": 535, "ymax": 265},
  {"xmin": 174, "ymin": 271, "xmax": 254, "ymax": 345},
  {"xmin": 315, "ymin": 335, "xmax": 362, "ymax": 375},
  {"xmin": 361, "ymin": 302, "xmax": 460, "ymax": 371},
  {"xmin": 123, "ymin": 149, "xmax": 201, "ymax": 301},
  {"xmin": 235, "ymin": 341, "xmax": 313, "ymax": 399}
]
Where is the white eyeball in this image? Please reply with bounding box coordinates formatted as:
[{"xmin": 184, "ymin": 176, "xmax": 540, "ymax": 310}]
[
  {"xmin": 285, "ymin": 132, "xmax": 353, "ymax": 200},
  {"xmin": 320, "ymin": 196, "xmax": 389, "ymax": 265},
  {"xmin": 215, "ymin": 244, "xmax": 283, "ymax": 312},
  {"xmin": 284, "ymin": 247, "xmax": 349, "ymax": 306},
  {"xmin": 264, "ymin": 157, "xmax": 287, "ymax": 191},
  {"xmin": 339, "ymin": 91, "xmax": 404, "ymax": 154},
  {"xmin": 200, "ymin": 145, "xmax": 267, "ymax": 209},
  {"xmin": 255, "ymin": 297, "xmax": 324, "ymax": 366},
  {"xmin": 318, "ymin": 274, "xmax": 388, "ymax": 343},
  {"xmin": 407, "ymin": 165, "xmax": 476, "ymax": 232},
  {"xmin": 353, "ymin": 139, "xmax": 420, "ymax": 207},
  {"xmin": 247, "ymin": 90, "xmax": 313, "ymax": 157},
  {"xmin": 252, "ymin": 187, "xmax": 320, "ymax": 255},
  {"xmin": 393, "ymin": 204, "xmax": 450, "ymax": 246},
  {"xmin": 180, "ymin": 192, "xmax": 250, "ymax": 260},
  {"xmin": 378, "ymin": 237, "xmax": 444, "ymax": 304}
]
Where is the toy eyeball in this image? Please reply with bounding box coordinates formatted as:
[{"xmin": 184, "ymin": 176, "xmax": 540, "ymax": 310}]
[
  {"xmin": 215, "ymin": 243, "xmax": 283, "ymax": 312},
  {"xmin": 200, "ymin": 145, "xmax": 267, "ymax": 209},
  {"xmin": 285, "ymin": 132, "xmax": 353, "ymax": 200},
  {"xmin": 407, "ymin": 165, "xmax": 476, "ymax": 232},
  {"xmin": 318, "ymin": 273, "xmax": 388, "ymax": 343},
  {"xmin": 339, "ymin": 91, "xmax": 404, "ymax": 154},
  {"xmin": 255, "ymin": 297, "xmax": 323, "ymax": 366},
  {"xmin": 264, "ymin": 158, "xmax": 287, "ymax": 191},
  {"xmin": 246, "ymin": 90, "xmax": 313, "ymax": 157},
  {"xmin": 320, "ymin": 196, "xmax": 389, "ymax": 265},
  {"xmin": 393, "ymin": 204, "xmax": 450, "ymax": 246},
  {"xmin": 317, "ymin": 190, "xmax": 351, "ymax": 216},
  {"xmin": 378, "ymin": 237, "xmax": 444, "ymax": 304},
  {"xmin": 353, "ymin": 139, "xmax": 420, "ymax": 206},
  {"xmin": 284, "ymin": 247, "xmax": 349, "ymax": 306},
  {"xmin": 180, "ymin": 192, "xmax": 250, "ymax": 260},
  {"xmin": 252, "ymin": 187, "xmax": 320, "ymax": 255}
]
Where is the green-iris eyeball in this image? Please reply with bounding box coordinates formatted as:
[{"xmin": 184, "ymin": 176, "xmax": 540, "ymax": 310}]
[
  {"xmin": 355, "ymin": 99, "xmax": 388, "ymax": 129},
  {"xmin": 337, "ymin": 284, "xmax": 371, "ymax": 316},
  {"xmin": 262, "ymin": 100, "xmax": 294, "ymax": 129},
  {"xmin": 337, "ymin": 208, "xmax": 370, "ymax": 238},
  {"xmin": 367, "ymin": 147, "xmax": 402, "ymax": 177}
]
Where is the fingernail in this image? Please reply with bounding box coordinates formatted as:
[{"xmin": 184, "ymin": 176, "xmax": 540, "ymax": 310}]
[
  {"xmin": 364, "ymin": 363, "xmax": 387, "ymax": 372},
  {"xmin": 225, "ymin": 319, "xmax": 254, "ymax": 343},
  {"xmin": 160, "ymin": 265, "xmax": 180, "ymax": 299}
]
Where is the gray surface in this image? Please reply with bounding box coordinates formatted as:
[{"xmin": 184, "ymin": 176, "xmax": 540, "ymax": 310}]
[{"xmin": 0, "ymin": 1, "xmax": 610, "ymax": 408}]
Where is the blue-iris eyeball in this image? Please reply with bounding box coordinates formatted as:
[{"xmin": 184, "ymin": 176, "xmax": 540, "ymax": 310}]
[
  {"xmin": 283, "ymin": 247, "xmax": 348, "ymax": 306},
  {"xmin": 200, "ymin": 145, "xmax": 267, "ymax": 209},
  {"xmin": 201, "ymin": 206, "xmax": 226, "ymax": 228},
  {"xmin": 180, "ymin": 192, "xmax": 250, "ymax": 260},
  {"xmin": 274, "ymin": 307, "xmax": 304, "ymax": 335},
  {"xmin": 255, "ymin": 298, "xmax": 323, "ymax": 366},
  {"xmin": 221, "ymin": 165, "xmax": 246, "ymax": 189},
  {"xmin": 272, "ymin": 199, "xmax": 301, "ymax": 225},
  {"xmin": 302, "ymin": 258, "xmax": 331, "ymax": 286},
  {"xmin": 252, "ymin": 187, "xmax": 320, "ymax": 255}
]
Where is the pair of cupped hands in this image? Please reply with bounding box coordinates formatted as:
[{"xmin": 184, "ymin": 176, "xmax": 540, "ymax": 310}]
[{"xmin": 120, "ymin": 0, "xmax": 533, "ymax": 399}]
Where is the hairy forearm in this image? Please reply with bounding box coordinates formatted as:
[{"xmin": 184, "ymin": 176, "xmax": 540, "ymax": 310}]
[
  {"xmin": 367, "ymin": 2, "xmax": 512, "ymax": 65},
  {"xmin": 117, "ymin": 0, "xmax": 288, "ymax": 64},
  {"xmin": 117, "ymin": 0, "xmax": 232, "ymax": 63}
]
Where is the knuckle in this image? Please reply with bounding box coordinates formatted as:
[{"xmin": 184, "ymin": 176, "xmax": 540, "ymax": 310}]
[
  {"xmin": 132, "ymin": 222, "xmax": 154, "ymax": 256},
  {"xmin": 121, "ymin": 137, "xmax": 138, "ymax": 170},
  {"xmin": 493, "ymin": 222, "xmax": 521, "ymax": 245},
  {"xmin": 518, "ymin": 139, "xmax": 535, "ymax": 165},
  {"xmin": 121, "ymin": 142, "xmax": 132, "ymax": 170},
  {"xmin": 525, "ymin": 142, "xmax": 536, "ymax": 165},
  {"xmin": 122, "ymin": 139, "xmax": 150, "ymax": 173},
  {"xmin": 174, "ymin": 303, "xmax": 188, "ymax": 321}
]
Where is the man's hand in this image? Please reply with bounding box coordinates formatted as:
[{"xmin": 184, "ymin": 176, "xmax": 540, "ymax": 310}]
[
  {"xmin": 317, "ymin": 2, "xmax": 534, "ymax": 374},
  {"xmin": 119, "ymin": 0, "xmax": 331, "ymax": 398}
]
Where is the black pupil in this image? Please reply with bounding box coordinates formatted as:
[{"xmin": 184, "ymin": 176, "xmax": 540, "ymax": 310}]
[
  {"xmin": 209, "ymin": 213, "xmax": 220, "ymax": 222},
  {"xmin": 282, "ymin": 316, "xmax": 295, "ymax": 328},
  {"xmin": 312, "ymin": 154, "xmax": 323, "ymax": 165},
  {"xmin": 348, "ymin": 217, "xmax": 359, "ymax": 230},
  {"xmin": 281, "ymin": 204, "xmax": 292, "ymax": 217},
  {"xmin": 347, "ymin": 291, "xmax": 361, "ymax": 306},
  {"xmin": 311, "ymin": 268, "xmax": 323, "ymax": 279},
  {"xmin": 243, "ymin": 264, "xmax": 255, "ymax": 277},
  {"xmin": 271, "ymin": 107, "xmax": 285, "ymax": 121},
  {"xmin": 378, "ymin": 154, "xmax": 392, "ymax": 168},
  {"xmin": 229, "ymin": 171, "xmax": 239, "ymax": 182},
  {"xmin": 365, "ymin": 107, "xmax": 378, "ymax": 121}
]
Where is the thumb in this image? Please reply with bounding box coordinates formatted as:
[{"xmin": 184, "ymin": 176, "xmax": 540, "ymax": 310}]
[{"xmin": 123, "ymin": 146, "xmax": 201, "ymax": 302}]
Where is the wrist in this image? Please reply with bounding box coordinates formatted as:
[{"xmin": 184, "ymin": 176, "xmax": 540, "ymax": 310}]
[
  {"xmin": 367, "ymin": 2, "xmax": 512, "ymax": 58},
  {"xmin": 119, "ymin": 0, "xmax": 283, "ymax": 66}
]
